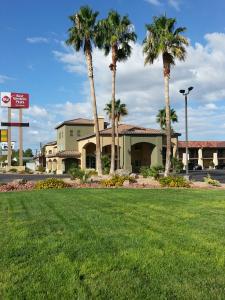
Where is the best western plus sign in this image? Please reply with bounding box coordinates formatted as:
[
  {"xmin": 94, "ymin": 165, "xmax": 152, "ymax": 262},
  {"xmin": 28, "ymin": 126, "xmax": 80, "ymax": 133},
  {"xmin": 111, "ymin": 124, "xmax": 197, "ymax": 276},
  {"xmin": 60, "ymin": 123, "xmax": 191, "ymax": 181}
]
[{"xmin": 0, "ymin": 92, "xmax": 29, "ymax": 108}]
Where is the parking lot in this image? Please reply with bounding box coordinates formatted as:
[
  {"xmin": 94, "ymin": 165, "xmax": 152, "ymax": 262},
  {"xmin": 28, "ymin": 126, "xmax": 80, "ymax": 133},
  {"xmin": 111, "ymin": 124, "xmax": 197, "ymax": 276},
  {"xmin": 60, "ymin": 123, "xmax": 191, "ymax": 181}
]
[{"xmin": 189, "ymin": 169, "xmax": 225, "ymax": 183}]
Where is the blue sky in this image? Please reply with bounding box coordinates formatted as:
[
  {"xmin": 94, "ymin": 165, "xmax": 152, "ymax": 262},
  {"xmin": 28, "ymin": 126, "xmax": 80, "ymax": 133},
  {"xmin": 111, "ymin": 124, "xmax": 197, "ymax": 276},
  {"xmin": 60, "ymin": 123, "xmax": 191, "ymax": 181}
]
[{"xmin": 1, "ymin": 0, "xmax": 225, "ymax": 151}]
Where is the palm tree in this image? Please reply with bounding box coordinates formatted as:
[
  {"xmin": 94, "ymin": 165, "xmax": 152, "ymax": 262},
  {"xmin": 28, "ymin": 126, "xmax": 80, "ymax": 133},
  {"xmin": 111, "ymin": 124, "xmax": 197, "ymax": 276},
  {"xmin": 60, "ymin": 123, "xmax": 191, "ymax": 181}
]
[
  {"xmin": 143, "ymin": 15, "xmax": 188, "ymax": 176},
  {"xmin": 104, "ymin": 99, "xmax": 128, "ymax": 169},
  {"xmin": 156, "ymin": 107, "xmax": 178, "ymax": 130},
  {"xmin": 97, "ymin": 11, "xmax": 136, "ymax": 174},
  {"xmin": 66, "ymin": 6, "xmax": 102, "ymax": 175}
]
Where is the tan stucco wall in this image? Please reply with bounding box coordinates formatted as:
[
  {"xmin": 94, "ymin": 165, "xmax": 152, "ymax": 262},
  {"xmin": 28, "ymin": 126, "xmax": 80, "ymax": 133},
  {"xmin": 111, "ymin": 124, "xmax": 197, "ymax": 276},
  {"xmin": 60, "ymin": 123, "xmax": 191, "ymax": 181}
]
[
  {"xmin": 122, "ymin": 135, "xmax": 163, "ymax": 172},
  {"xmin": 78, "ymin": 135, "xmax": 163, "ymax": 172},
  {"xmin": 57, "ymin": 124, "xmax": 94, "ymax": 152},
  {"xmin": 45, "ymin": 144, "xmax": 57, "ymax": 156},
  {"xmin": 46, "ymin": 157, "xmax": 65, "ymax": 174}
]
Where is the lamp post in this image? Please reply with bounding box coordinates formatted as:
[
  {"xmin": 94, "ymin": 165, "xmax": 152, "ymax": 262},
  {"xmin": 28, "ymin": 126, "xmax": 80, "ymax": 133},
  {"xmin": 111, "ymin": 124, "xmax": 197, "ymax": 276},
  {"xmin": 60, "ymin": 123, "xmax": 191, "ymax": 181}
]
[{"xmin": 179, "ymin": 87, "xmax": 194, "ymax": 178}]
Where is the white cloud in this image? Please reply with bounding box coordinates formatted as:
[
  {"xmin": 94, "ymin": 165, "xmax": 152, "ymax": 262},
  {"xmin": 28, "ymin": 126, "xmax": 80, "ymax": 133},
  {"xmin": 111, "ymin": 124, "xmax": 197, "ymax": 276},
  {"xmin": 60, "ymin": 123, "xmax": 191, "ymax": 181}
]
[
  {"xmin": 26, "ymin": 37, "xmax": 49, "ymax": 44},
  {"xmin": 25, "ymin": 105, "xmax": 48, "ymax": 117},
  {"xmin": 145, "ymin": 0, "xmax": 181, "ymax": 10},
  {"xmin": 52, "ymin": 32, "xmax": 225, "ymax": 142},
  {"xmin": 0, "ymin": 74, "xmax": 12, "ymax": 83},
  {"xmin": 168, "ymin": 0, "xmax": 181, "ymax": 10},
  {"xmin": 53, "ymin": 50, "xmax": 86, "ymax": 74},
  {"xmin": 145, "ymin": 0, "xmax": 161, "ymax": 5},
  {"xmin": 204, "ymin": 103, "xmax": 218, "ymax": 110}
]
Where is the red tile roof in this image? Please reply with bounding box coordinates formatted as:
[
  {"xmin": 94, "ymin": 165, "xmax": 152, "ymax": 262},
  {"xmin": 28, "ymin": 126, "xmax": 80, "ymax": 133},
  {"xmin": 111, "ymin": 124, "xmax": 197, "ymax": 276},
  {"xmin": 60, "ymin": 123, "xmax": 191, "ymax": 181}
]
[
  {"xmin": 178, "ymin": 141, "xmax": 225, "ymax": 148},
  {"xmin": 55, "ymin": 118, "xmax": 94, "ymax": 129},
  {"xmin": 100, "ymin": 124, "xmax": 164, "ymax": 135},
  {"xmin": 47, "ymin": 150, "xmax": 81, "ymax": 158},
  {"xmin": 77, "ymin": 124, "xmax": 179, "ymax": 141}
]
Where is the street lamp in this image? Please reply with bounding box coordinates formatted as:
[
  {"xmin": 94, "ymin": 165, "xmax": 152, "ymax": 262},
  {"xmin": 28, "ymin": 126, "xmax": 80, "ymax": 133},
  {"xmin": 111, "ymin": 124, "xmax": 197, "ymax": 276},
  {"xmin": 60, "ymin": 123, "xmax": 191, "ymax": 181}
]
[{"xmin": 179, "ymin": 87, "xmax": 194, "ymax": 178}]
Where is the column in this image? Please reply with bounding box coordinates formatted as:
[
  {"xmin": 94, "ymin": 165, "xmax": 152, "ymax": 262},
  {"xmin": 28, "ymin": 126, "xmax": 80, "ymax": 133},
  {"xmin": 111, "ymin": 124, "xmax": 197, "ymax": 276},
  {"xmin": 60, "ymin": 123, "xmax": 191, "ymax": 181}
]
[
  {"xmin": 81, "ymin": 147, "xmax": 86, "ymax": 169},
  {"xmin": 19, "ymin": 109, "xmax": 23, "ymax": 166},
  {"xmin": 198, "ymin": 148, "xmax": 203, "ymax": 168},
  {"xmin": 213, "ymin": 151, "xmax": 218, "ymax": 167},
  {"xmin": 123, "ymin": 137, "xmax": 132, "ymax": 172},
  {"xmin": 182, "ymin": 152, "xmax": 187, "ymax": 168},
  {"xmin": 7, "ymin": 108, "xmax": 12, "ymax": 169}
]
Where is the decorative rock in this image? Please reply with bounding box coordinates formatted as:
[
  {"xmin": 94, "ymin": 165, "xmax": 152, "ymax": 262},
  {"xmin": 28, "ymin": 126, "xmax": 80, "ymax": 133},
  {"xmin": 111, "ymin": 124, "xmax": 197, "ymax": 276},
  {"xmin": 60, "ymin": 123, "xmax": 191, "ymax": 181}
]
[
  {"xmin": 115, "ymin": 169, "xmax": 130, "ymax": 176},
  {"xmin": 130, "ymin": 173, "xmax": 138, "ymax": 179},
  {"xmin": 123, "ymin": 180, "xmax": 130, "ymax": 187}
]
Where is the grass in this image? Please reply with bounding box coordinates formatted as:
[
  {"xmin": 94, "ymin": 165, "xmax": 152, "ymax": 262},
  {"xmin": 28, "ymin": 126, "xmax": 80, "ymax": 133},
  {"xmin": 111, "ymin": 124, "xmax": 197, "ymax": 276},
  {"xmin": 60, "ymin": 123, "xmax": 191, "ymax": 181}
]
[{"xmin": 0, "ymin": 188, "xmax": 225, "ymax": 299}]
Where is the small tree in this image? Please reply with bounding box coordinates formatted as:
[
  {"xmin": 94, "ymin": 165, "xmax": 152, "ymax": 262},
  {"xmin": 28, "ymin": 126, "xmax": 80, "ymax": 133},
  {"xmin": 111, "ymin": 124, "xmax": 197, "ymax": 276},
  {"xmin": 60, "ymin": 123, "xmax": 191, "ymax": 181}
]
[
  {"xmin": 104, "ymin": 99, "xmax": 128, "ymax": 169},
  {"xmin": 156, "ymin": 107, "xmax": 178, "ymax": 130}
]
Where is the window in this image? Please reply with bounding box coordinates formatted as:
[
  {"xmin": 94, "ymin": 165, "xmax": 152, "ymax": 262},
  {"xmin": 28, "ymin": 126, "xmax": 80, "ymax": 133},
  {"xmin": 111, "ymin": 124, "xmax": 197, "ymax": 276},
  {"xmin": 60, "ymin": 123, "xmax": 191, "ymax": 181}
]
[
  {"xmin": 59, "ymin": 132, "xmax": 61, "ymax": 139},
  {"xmin": 70, "ymin": 129, "xmax": 73, "ymax": 137},
  {"xmin": 77, "ymin": 130, "xmax": 81, "ymax": 137},
  {"xmin": 48, "ymin": 150, "xmax": 52, "ymax": 154},
  {"xmin": 135, "ymin": 160, "xmax": 141, "ymax": 167}
]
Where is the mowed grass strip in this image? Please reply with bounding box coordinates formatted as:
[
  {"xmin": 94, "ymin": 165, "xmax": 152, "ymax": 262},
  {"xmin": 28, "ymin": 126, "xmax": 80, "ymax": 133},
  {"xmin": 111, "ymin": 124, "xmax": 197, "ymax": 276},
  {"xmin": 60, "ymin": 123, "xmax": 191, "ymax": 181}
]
[{"xmin": 0, "ymin": 189, "xmax": 225, "ymax": 299}]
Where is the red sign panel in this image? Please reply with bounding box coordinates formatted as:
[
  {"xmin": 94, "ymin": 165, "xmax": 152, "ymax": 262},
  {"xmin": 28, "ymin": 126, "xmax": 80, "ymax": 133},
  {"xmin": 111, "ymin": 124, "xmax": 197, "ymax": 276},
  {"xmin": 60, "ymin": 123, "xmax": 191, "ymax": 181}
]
[{"xmin": 11, "ymin": 93, "xmax": 29, "ymax": 109}]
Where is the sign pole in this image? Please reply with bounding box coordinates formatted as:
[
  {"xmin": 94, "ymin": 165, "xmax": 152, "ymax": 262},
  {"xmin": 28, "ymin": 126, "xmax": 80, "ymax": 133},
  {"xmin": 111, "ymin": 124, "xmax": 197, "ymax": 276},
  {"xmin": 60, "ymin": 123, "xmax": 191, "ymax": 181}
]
[
  {"xmin": 7, "ymin": 108, "xmax": 12, "ymax": 168},
  {"xmin": 19, "ymin": 109, "xmax": 23, "ymax": 166}
]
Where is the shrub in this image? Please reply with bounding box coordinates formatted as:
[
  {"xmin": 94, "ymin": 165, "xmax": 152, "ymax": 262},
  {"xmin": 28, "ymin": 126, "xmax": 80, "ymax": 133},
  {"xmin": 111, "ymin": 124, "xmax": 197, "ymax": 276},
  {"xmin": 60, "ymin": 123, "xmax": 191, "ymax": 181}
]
[
  {"xmin": 9, "ymin": 168, "xmax": 17, "ymax": 173},
  {"xmin": 204, "ymin": 174, "xmax": 220, "ymax": 186},
  {"xmin": 101, "ymin": 155, "xmax": 110, "ymax": 174},
  {"xmin": 86, "ymin": 169, "xmax": 98, "ymax": 176},
  {"xmin": 159, "ymin": 176, "xmax": 190, "ymax": 188},
  {"xmin": 69, "ymin": 167, "xmax": 89, "ymax": 182},
  {"xmin": 140, "ymin": 165, "xmax": 164, "ymax": 179},
  {"xmin": 101, "ymin": 175, "xmax": 136, "ymax": 187},
  {"xmin": 35, "ymin": 178, "xmax": 69, "ymax": 190},
  {"xmin": 209, "ymin": 161, "xmax": 215, "ymax": 169},
  {"xmin": 0, "ymin": 181, "xmax": 35, "ymax": 192},
  {"xmin": 37, "ymin": 165, "xmax": 46, "ymax": 173},
  {"xmin": 171, "ymin": 157, "xmax": 183, "ymax": 173}
]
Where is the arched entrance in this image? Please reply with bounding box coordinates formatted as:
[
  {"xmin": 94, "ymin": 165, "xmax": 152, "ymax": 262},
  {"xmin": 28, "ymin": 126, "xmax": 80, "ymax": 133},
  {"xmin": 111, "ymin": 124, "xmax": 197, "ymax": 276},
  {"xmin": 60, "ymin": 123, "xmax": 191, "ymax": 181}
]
[
  {"xmin": 102, "ymin": 145, "xmax": 120, "ymax": 168},
  {"xmin": 131, "ymin": 142, "xmax": 155, "ymax": 173},
  {"xmin": 52, "ymin": 159, "xmax": 57, "ymax": 173},
  {"xmin": 47, "ymin": 160, "xmax": 52, "ymax": 172},
  {"xmin": 84, "ymin": 143, "xmax": 96, "ymax": 169},
  {"xmin": 64, "ymin": 158, "xmax": 79, "ymax": 173}
]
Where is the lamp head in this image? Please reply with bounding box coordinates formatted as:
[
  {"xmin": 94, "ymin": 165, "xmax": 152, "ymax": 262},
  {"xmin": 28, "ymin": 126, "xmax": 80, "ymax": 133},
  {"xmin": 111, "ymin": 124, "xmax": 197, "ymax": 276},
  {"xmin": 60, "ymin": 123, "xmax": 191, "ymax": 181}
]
[
  {"xmin": 179, "ymin": 89, "xmax": 185, "ymax": 94},
  {"xmin": 188, "ymin": 86, "xmax": 194, "ymax": 92}
]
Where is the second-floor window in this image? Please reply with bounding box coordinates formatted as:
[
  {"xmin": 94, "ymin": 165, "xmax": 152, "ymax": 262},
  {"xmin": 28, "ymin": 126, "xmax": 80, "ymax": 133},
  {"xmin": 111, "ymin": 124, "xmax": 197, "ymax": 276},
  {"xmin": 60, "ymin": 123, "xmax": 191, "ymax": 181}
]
[
  {"xmin": 77, "ymin": 130, "xmax": 81, "ymax": 137},
  {"xmin": 48, "ymin": 150, "xmax": 52, "ymax": 154},
  {"xmin": 59, "ymin": 132, "xmax": 61, "ymax": 139},
  {"xmin": 70, "ymin": 129, "xmax": 73, "ymax": 137}
]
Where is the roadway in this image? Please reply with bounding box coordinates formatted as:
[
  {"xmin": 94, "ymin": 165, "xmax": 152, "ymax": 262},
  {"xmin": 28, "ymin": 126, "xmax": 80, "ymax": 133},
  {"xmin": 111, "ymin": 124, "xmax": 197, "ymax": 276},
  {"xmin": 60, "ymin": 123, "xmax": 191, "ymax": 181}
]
[
  {"xmin": 0, "ymin": 173, "xmax": 69, "ymax": 184},
  {"xmin": 1, "ymin": 170, "xmax": 225, "ymax": 184}
]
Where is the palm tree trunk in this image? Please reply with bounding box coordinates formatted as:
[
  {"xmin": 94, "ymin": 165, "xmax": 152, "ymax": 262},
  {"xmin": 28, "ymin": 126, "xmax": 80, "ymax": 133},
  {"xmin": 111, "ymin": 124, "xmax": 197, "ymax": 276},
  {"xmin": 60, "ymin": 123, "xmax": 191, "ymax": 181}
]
[
  {"xmin": 85, "ymin": 49, "xmax": 102, "ymax": 175},
  {"xmin": 164, "ymin": 66, "xmax": 171, "ymax": 177},
  {"xmin": 116, "ymin": 117, "xmax": 120, "ymax": 169},
  {"xmin": 110, "ymin": 46, "xmax": 117, "ymax": 174}
]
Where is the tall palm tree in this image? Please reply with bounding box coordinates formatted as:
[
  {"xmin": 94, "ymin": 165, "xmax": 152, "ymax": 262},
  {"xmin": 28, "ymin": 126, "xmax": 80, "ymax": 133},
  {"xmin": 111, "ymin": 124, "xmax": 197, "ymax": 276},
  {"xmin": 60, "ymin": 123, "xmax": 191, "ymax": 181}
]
[
  {"xmin": 143, "ymin": 15, "xmax": 188, "ymax": 176},
  {"xmin": 104, "ymin": 99, "xmax": 128, "ymax": 169},
  {"xmin": 66, "ymin": 6, "xmax": 102, "ymax": 175},
  {"xmin": 156, "ymin": 107, "xmax": 178, "ymax": 130},
  {"xmin": 97, "ymin": 11, "xmax": 136, "ymax": 174}
]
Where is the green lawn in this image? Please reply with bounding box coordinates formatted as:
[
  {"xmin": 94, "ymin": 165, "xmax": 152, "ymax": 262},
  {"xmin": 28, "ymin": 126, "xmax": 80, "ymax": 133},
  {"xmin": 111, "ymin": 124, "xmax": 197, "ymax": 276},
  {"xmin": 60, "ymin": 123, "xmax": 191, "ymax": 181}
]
[{"xmin": 0, "ymin": 189, "xmax": 225, "ymax": 299}]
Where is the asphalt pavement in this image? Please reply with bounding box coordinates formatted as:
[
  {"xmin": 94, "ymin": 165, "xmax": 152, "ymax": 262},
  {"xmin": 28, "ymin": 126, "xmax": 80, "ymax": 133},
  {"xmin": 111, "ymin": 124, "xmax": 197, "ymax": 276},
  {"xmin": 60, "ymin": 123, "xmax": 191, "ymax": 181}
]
[
  {"xmin": 188, "ymin": 170, "xmax": 225, "ymax": 183},
  {"xmin": 0, "ymin": 173, "xmax": 69, "ymax": 184},
  {"xmin": 1, "ymin": 170, "xmax": 225, "ymax": 184}
]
